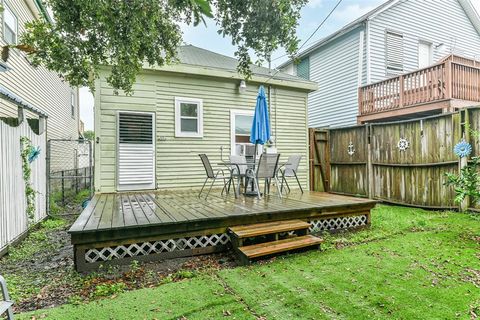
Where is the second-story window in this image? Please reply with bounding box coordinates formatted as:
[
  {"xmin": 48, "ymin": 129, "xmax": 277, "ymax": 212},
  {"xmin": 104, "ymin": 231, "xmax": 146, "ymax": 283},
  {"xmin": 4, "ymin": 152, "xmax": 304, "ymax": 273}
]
[
  {"xmin": 3, "ymin": 2, "xmax": 17, "ymax": 45},
  {"xmin": 385, "ymin": 31, "xmax": 403, "ymax": 74},
  {"xmin": 71, "ymin": 92, "xmax": 75, "ymax": 119}
]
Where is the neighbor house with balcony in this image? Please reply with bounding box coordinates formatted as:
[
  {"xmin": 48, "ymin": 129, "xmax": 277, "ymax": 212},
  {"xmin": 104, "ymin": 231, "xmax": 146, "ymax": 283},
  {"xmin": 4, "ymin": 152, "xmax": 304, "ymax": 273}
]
[{"xmin": 280, "ymin": 0, "xmax": 480, "ymax": 127}]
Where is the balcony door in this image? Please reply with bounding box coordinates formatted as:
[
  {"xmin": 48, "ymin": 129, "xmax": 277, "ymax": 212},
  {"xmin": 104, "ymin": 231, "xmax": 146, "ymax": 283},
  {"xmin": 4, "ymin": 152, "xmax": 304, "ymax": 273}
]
[{"xmin": 418, "ymin": 41, "xmax": 432, "ymax": 69}]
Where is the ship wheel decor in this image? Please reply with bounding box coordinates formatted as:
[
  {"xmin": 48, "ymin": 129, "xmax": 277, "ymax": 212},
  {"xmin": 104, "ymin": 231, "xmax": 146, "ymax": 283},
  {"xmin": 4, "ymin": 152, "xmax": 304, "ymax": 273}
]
[
  {"xmin": 347, "ymin": 142, "xmax": 355, "ymax": 156},
  {"xmin": 397, "ymin": 138, "xmax": 410, "ymax": 151}
]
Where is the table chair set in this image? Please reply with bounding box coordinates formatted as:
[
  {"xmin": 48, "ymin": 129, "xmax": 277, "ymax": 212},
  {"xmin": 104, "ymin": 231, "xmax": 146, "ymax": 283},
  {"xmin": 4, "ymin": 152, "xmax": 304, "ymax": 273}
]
[{"xmin": 198, "ymin": 153, "xmax": 303, "ymax": 200}]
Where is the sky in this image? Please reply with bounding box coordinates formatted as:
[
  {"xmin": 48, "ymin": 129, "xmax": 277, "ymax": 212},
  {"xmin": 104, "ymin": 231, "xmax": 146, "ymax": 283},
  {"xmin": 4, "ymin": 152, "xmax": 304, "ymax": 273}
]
[{"xmin": 79, "ymin": 0, "xmax": 480, "ymax": 131}]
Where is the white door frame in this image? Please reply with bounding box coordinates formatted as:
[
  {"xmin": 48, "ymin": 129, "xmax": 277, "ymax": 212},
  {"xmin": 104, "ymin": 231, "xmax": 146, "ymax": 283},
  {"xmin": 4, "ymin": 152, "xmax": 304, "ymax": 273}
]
[
  {"xmin": 230, "ymin": 109, "xmax": 254, "ymax": 156},
  {"xmin": 116, "ymin": 110, "xmax": 156, "ymax": 191}
]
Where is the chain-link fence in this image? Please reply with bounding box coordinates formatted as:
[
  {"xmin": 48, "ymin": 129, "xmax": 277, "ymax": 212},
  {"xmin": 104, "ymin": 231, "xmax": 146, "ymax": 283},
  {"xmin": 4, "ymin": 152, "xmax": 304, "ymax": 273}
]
[{"xmin": 47, "ymin": 139, "xmax": 93, "ymax": 215}]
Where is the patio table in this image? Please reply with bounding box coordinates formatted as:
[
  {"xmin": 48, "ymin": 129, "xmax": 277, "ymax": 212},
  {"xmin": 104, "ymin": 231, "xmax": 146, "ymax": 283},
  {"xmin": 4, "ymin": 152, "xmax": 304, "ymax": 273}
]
[{"xmin": 218, "ymin": 161, "xmax": 291, "ymax": 197}]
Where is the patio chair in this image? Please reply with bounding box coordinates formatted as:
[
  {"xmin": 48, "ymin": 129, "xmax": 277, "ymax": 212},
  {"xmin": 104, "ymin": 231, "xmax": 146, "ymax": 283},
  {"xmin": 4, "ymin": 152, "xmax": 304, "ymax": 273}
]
[
  {"xmin": 0, "ymin": 275, "xmax": 13, "ymax": 320},
  {"xmin": 198, "ymin": 154, "xmax": 234, "ymax": 199},
  {"xmin": 279, "ymin": 154, "xmax": 303, "ymax": 194},
  {"xmin": 245, "ymin": 153, "xmax": 281, "ymax": 199},
  {"xmin": 227, "ymin": 155, "xmax": 247, "ymax": 194}
]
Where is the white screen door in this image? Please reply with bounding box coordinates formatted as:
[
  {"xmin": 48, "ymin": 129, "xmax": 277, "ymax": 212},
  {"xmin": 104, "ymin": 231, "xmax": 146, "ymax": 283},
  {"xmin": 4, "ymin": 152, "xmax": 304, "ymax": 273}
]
[
  {"xmin": 418, "ymin": 42, "xmax": 432, "ymax": 68},
  {"xmin": 117, "ymin": 112, "xmax": 155, "ymax": 191}
]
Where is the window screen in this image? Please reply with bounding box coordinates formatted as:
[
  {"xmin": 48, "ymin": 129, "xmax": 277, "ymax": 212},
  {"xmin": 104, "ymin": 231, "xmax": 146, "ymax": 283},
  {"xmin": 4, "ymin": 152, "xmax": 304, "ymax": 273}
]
[{"xmin": 118, "ymin": 112, "xmax": 153, "ymax": 144}]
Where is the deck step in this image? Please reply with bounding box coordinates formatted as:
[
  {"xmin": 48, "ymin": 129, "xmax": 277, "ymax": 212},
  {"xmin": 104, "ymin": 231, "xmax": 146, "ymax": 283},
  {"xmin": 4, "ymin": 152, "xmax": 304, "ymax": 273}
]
[
  {"xmin": 238, "ymin": 235, "xmax": 323, "ymax": 260},
  {"xmin": 229, "ymin": 219, "xmax": 310, "ymax": 239}
]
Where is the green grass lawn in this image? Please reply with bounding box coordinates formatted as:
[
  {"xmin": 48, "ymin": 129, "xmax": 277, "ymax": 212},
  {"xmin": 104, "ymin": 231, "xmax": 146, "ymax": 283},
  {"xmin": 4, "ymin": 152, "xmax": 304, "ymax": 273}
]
[{"xmin": 18, "ymin": 205, "xmax": 480, "ymax": 319}]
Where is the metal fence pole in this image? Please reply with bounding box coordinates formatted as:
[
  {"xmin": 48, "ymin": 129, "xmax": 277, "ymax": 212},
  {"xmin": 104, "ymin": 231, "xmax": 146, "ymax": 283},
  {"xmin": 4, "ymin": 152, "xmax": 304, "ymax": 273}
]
[
  {"xmin": 89, "ymin": 140, "xmax": 93, "ymax": 197},
  {"xmin": 46, "ymin": 139, "xmax": 51, "ymax": 216},
  {"xmin": 61, "ymin": 171, "xmax": 65, "ymax": 206}
]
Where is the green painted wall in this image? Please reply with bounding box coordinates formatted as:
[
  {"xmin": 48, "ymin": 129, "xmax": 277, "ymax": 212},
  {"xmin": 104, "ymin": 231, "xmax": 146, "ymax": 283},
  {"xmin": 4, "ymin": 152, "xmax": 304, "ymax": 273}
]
[{"xmin": 94, "ymin": 69, "xmax": 310, "ymax": 192}]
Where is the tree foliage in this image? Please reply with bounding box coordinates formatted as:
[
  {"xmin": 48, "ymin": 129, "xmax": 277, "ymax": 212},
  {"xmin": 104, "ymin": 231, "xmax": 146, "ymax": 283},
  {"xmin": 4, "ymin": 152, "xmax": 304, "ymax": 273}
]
[
  {"xmin": 83, "ymin": 130, "xmax": 95, "ymax": 141},
  {"xmin": 18, "ymin": 0, "xmax": 307, "ymax": 94}
]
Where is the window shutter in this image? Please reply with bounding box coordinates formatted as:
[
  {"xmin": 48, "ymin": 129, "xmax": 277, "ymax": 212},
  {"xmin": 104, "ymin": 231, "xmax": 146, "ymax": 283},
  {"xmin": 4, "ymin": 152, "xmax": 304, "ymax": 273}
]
[
  {"xmin": 296, "ymin": 57, "xmax": 310, "ymax": 80},
  {"xmin": 386, "ymin": 31, "xmax": 403, "ymax": 73}
]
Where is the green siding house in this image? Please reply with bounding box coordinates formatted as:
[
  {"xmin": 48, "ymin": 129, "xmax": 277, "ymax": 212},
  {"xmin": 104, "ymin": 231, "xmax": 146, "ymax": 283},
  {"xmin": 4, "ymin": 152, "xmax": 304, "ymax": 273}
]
[{"xmin": 94, "ymin": 45, "xmax": 317, "ymax": 193}]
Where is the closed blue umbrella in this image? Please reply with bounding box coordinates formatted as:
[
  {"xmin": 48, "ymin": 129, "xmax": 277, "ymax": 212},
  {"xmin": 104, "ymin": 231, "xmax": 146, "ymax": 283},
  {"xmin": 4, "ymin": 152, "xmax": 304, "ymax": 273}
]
[{"xmin": 250, "ymin": 85, "xmax": 271, "ymax": 150}]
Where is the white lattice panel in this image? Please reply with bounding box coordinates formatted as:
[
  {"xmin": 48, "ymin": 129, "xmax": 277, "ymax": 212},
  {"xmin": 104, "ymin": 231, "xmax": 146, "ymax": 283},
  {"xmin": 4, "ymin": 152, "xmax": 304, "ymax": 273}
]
[
  {"xmin": 84, "ymin": 215, "xmax": 369, "ymax": 263},
  {"xmin": 308, "ymin": 215, "xmax": 368, "ymax": 233},
  {"xmin": 85, "ymin": 233, "xmax": 230, "ymax": 263}
]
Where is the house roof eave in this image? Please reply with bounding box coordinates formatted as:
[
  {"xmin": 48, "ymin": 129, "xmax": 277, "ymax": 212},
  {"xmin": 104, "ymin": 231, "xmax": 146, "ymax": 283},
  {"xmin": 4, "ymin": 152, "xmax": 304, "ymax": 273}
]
[{"xmin": 277, "ymin": 0, "xmax": 400, "ymax": 69}]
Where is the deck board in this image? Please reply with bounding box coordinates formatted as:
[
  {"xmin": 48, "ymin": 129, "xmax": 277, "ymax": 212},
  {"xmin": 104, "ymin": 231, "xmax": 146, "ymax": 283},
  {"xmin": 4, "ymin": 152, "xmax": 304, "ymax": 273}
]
[{"xmin": 69, "ymin": 191, "xmax": 377, "ymax": 245}]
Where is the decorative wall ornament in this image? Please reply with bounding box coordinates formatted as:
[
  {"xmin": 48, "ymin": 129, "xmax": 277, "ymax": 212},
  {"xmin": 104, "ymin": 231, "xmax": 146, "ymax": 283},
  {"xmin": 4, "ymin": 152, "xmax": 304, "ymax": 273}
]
[
  {"xmin": 453, "ymin": 140, "xmax": 472, "ymax": 158},
  {"xmin": 347, "ymin": 142, "xmax": 355, "ymax": 156},
  {"xmin": 397, "ymin": 138, "xmax": 410, "ymax": 151}
]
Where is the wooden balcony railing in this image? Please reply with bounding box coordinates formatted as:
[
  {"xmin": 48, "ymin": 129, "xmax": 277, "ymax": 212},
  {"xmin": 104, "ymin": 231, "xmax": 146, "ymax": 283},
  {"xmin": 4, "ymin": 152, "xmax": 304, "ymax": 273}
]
[{"xmin": 359, "ymin": 55, "xmax": 480, "ymax": 117}]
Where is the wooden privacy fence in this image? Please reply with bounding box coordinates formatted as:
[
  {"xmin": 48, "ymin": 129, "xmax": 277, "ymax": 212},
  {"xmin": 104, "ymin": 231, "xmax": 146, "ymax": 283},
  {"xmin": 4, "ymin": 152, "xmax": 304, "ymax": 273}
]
[
  {"xmin": 309, "ymin": 107, "xmax": 480, "ymax": 209},
  {"xmin": 0, "ymin": 119, "xmax": 47, "ymax": 254}
]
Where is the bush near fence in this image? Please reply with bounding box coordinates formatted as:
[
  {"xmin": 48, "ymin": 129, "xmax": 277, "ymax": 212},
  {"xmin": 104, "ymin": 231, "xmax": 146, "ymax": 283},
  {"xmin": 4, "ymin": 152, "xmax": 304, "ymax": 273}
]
[{"xmin": 309, "ymin": 106, "xmax": 480, "ymax": 210}]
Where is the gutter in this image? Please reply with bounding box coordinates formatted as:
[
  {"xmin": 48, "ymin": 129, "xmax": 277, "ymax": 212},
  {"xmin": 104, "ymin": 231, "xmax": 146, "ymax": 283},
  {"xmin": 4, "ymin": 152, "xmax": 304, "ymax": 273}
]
[
  {"xmin": 0, "ymin": 85, "xmax": 48, "ymax": 117},
  {"xmin": 25, "ymin": 0, "xmax": 53, "ymax": 24}
]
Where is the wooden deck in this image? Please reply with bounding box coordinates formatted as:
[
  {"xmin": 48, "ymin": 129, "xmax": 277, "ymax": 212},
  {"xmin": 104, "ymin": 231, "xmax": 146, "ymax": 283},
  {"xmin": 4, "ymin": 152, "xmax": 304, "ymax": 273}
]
[{"xmin": 69, "ymin": 191, "xmax": 376, "ymax": 271}]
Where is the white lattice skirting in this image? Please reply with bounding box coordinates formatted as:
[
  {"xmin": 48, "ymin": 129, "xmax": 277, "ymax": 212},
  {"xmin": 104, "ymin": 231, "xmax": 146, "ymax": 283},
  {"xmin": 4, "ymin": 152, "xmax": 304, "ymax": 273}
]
[
  {"xmin": 85, "ymin": 233, "xmax": 230, "ymax": 263},
  {"xmin": 84, "ymin": 215, "xmax": 369, "ymax": 263},
  {"xmin": 309, "ymin": 215, "xmax": 368, "ymax": 233}
]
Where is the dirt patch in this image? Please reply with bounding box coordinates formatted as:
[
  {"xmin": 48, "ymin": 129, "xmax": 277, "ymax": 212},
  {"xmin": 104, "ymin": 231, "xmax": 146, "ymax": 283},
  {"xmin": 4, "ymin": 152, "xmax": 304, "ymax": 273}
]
[{"xmin": 1, "ymin": 215, "xmax": 237, "ymax": 313}]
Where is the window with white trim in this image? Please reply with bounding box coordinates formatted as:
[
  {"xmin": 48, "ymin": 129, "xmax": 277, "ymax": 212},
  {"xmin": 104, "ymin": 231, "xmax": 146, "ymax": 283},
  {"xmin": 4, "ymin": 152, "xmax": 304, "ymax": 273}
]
[
  {"xmin": 385, "ymin": 31, "xmax": 403, "ymax": 74},
  {"xmin": 175, "ymin": 97, "xmax": 203, "ymax": 137},
  {"xmin": 3, "ymin": 2, "xmax": 17, "ymax": 45}
]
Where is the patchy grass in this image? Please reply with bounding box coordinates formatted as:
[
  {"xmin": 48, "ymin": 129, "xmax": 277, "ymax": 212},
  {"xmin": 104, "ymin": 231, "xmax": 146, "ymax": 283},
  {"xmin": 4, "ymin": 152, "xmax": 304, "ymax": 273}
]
[
  {"xmin": 17, "ymin": 205, "xmax": 480, "ymax": 319},
  {"xmin": 6, "ymin": 218, "xmax": 66, "ymax": 262}
]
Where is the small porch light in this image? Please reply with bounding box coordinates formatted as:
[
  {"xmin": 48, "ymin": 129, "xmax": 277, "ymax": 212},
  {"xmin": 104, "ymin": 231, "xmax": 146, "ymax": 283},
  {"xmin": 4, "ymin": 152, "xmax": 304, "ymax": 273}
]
[{"xmin": 238, "ymin": 80, "xmax": 247, "ymax": 94}]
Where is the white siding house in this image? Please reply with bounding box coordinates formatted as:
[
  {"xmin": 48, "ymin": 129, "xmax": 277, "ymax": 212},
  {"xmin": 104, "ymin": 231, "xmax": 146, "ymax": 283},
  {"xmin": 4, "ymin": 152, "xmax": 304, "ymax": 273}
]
[
  {"xmin": 0, "ymin": 0, "xmax": 79, "ymax": 139},
  {"xmin": 281, "ymin": 0, "xmax": 480, "ymax": 128}
]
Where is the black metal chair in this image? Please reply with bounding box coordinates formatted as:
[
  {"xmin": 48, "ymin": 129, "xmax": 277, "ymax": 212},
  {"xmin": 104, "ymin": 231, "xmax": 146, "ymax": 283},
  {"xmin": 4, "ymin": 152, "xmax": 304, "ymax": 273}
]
[
  {"xmin": 279, "ymin": 154, "xmax": 303, "ymax": 194},
  {"xmin": 245, "ymin": 153, "xmax": 281, "ymax": 199},
  {"xmin": 198, "ymin": 154, "xmax": 234, "ymax": 199}
]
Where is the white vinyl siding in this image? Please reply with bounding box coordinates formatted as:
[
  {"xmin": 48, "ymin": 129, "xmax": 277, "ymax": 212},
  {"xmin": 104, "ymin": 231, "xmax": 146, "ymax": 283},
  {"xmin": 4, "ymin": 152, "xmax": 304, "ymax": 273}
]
[
  {"xmin": 117, "ymin": 112, "xmax": 155, "ymax": 191},
  {"xmin": 0, "ymin": 0, "xmax": 78, "ymax": 140},
  {"xmin": 385, "ymin": 31, "xmax": 403, "ymax": 74},
  {"xmin": 369, "ymin": 0, "xmax": 480, "ymax": 83},
  {"xmin": 94, "ymin": 70, "xmax": 309, "ymax": 192},
  {"xmin": 307, "ymin": 27, "xmax": 363, "ymax": 128}
]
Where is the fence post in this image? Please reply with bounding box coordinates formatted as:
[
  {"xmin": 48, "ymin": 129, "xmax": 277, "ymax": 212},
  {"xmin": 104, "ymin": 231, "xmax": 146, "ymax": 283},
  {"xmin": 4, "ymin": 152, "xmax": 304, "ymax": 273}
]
[
  {"xmin": 459, "ymin": 109, "xmax": 470, "ymax": 211},
  {"xmin": 309, "ymin": 128, "xmax": 314, "ymax": 191},
  {"xmin": 75, "ymin": 168, "xmax": 79, "ymax": 193},
  {"xmin": 367, "ymin": 125, "xmax": 374, "ymax": 199},
  {"xmin": 61, "ymin": 171, "xmax": 65, "ymax": 206}
]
